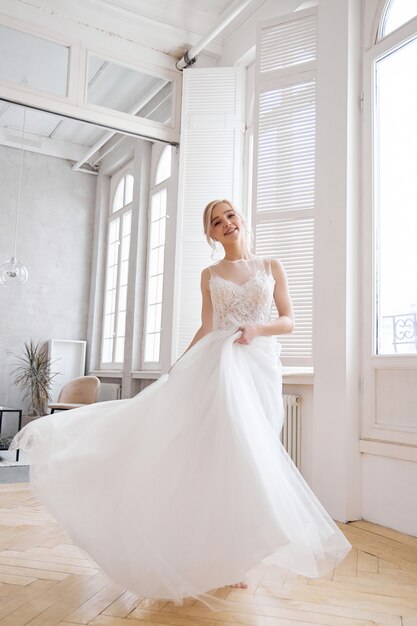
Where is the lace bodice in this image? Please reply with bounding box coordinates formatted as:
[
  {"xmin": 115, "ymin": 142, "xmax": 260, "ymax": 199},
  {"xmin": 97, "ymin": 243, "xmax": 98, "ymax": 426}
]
[{"xmin": 209, "ymin": 257, "xmax": 275, "ymax": 331}]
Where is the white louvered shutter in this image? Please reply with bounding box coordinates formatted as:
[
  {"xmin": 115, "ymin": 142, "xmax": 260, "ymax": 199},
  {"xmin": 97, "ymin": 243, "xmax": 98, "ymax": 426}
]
[
  {"xmin": 173, "ymin": 67, "xmax": 245, "ymax": 358},
  {"xmin": 254, "ymin": 7, "xmax": 317, "ymax": 365}
]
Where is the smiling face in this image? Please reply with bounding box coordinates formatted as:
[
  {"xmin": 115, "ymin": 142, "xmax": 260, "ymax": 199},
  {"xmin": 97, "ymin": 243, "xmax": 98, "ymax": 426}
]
[{"xmin": 209, "ymin": 202, "xmax": 243, "ymax": 247}]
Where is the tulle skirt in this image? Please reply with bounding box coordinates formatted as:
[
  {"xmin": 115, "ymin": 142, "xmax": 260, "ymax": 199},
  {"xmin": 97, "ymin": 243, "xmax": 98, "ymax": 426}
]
[{"xmin": 11, "ymin": 330, "xmax": 351, "ymax": 609}]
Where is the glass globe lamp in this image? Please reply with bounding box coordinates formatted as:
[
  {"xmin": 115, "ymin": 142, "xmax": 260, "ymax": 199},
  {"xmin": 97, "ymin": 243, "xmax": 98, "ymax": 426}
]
[{"xmin": 0, "ymin": 256, "xmax": 29, "ymax": 285}]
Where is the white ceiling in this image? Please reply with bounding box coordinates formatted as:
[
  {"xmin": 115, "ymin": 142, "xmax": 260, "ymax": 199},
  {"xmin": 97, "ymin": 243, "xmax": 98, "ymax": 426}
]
[
  {"xmin": 0, "ymin": 102, "xmax": 104, "ymax": 146},
  {"xmin": 0, "ymin": 0, "xmax": 270, "ymax": 167},
  {"xmin": 0, "ymin": 100, "xmax": 114, "ymax": 170},
  {"xmin": 97, "ymin": 0, "xmax": 236, "ymax": 25},
  {"xmin": 78, "ymin": 0, "xmax": 268, "ymax": 57}
]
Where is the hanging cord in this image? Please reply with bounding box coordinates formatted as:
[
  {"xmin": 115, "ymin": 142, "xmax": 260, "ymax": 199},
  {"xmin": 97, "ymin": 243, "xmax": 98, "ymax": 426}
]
[{"xmin": 12, "ymin": 106, "xmax": 26, "ymax": 259}]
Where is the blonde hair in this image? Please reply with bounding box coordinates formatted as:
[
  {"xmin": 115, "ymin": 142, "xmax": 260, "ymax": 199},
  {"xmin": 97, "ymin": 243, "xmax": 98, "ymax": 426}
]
[{"xmin": 203, "ymin": 199, "xmax": 244, "ymax": 249}]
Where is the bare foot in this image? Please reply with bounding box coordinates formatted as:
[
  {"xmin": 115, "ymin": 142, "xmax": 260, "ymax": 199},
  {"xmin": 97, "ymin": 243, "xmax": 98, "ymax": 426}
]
[{"xmin": 230, "ymin": 582, "xmax": 248, "ymax": 589}]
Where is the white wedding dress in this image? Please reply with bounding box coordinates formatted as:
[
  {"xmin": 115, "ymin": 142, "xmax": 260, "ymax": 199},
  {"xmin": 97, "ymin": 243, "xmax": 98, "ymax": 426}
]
[{"xmin": 11, "ymin": 256, "xmax": 351, "ymax": 608}]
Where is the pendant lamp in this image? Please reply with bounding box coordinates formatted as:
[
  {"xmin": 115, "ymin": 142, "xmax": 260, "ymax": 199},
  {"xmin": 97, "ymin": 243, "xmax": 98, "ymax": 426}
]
[{"xmin": 0, "ymin": 106, "xmax": 29, "ymax": 286}]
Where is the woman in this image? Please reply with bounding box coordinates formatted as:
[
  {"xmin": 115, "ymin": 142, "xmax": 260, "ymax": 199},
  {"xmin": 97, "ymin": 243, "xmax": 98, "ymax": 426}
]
[{"xmin": 11, "ymin": 199, "xmax": 351, "ymax": 609}]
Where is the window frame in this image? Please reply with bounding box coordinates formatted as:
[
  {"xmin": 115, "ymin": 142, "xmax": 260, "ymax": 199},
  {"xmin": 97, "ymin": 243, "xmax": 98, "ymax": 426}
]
[
  {"xmin": 377, "ymin": 0, "xmax": 417, "ymax": 40},
  {"xmin": 142, "ymin": 144, "xmax": 173, "ymax": 371},
  {"xmin": 362, "ymin": 0, "xmax": 417, "ymax": 449},
  {"xmin": 100, "ymin": 164, "xmax": 134, "ymax": 370},
  {"xmin": 0, "ymin": 12, "xmax": 181, "ymax": 144}
]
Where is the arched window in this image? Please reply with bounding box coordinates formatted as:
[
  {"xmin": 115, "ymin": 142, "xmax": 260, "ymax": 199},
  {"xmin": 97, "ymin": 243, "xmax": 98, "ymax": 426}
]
[
  {"xmin": 372, "ymin": 9, "xmax": 417, "ymax": 355},
  {"xmin": 112, "ymin": 173, "xmax": 134, "ymax": 212},
  {"xmin": 379, "ymin": 0, "xmax": 417, "ymax": 38},
  {"xmin": 362, "ymin": 0, "xmax": 417, "ymax": 447},
  {"xmin": 143, "ymin": 146, "xmax": 172, "ymax": 365},
  {"xmin": 102, "ymin": 168, "xmax": 134, "ymax": 367}
]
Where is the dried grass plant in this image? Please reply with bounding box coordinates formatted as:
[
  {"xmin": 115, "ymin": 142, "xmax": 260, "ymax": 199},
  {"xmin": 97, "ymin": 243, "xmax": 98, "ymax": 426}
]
[{"xmin": 12, "ymin": 340, "xmax": 58, "ymax": 416}]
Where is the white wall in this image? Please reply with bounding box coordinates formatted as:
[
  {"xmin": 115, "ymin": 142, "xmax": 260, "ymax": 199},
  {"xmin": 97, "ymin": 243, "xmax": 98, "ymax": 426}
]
[
  {"xmin": 362, "ymin": 454, "xmax": 417, "ymax": 537},
  {"xmin": 0, "ymin": 146, "xmax": 95, "ymax": 425}
]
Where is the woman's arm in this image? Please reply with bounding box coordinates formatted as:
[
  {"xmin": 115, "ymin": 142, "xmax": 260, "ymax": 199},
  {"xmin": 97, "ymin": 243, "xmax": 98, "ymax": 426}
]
[
  {"xmin": 183, "ymin": 268, "xmax": 213, "ymax": 351},
  {"xmin": 169, "ymin": 268, "xmax": 213, "ymax": 369},
  {"xmin": 235, "ymin": 258, "xmax": 294, "ymax": 344},
  {"xmin": 258, "ymin": 258, "xmax": 294, "ymax": 336}
]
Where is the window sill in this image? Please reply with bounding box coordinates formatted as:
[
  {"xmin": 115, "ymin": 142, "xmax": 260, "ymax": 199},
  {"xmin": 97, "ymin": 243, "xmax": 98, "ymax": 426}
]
[
  {"xmin": 90, "ymin": 368, "xmax": 313, "ymax": 384},
  {"xmin": 282, "ymin": 367, "xmax": 314, "ymax": 385},
  {"xmin": 90, "ymin": 370, "xmax": 122, "ymax": 378},
  {"xmin": 131, "ymin": 370, "xmax": 162, "ymax": 379}
]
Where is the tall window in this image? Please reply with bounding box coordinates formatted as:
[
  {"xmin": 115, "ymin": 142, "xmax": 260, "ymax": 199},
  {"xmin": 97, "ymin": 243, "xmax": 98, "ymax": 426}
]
[
  {"xmin": 374, "ymin": 1, "xmax": 417, "ymax": 355},
  {"xmin": 101, "ymin": 168, "xmax": 134, "ymax": 367},
  {"xmin": 361, "ymin": 0, "xmax": 417, "ymax": 448},
  {"xmin": 143, "ymin": 146, "xmax": 171, "ymax": 365},
  {"xmin": 253, "ymin": 8, "xmax": 317, "ymax": 366}
]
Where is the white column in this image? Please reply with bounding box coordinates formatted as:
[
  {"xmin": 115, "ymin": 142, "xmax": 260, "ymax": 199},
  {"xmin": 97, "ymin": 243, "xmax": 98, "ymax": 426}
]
[
  {"xmin": 312, "ymin": 0, "xmax": 362, "ymax": 522},
  {"xmin": 122, "ymin": 141, "xmax": 150, "ymax": 398},
  {"xmin": 86, "ymin": 171, "xmax": 110, "ymax": 373}
]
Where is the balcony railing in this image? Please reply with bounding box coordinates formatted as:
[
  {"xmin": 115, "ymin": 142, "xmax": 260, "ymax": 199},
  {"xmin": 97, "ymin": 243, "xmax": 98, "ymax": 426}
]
[{"xmin": 381, "ymin": 312, "xmax": 417, "ymax": 353}]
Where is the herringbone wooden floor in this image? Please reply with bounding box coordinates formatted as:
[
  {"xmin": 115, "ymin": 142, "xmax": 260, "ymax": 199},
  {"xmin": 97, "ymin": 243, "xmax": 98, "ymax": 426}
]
[{"xmin": 1, "ymin": 483, "xmax": 417, "ymax": 626}]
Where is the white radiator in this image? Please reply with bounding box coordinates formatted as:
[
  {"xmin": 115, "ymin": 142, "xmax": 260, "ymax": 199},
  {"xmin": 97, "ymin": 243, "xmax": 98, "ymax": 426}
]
[
  {"xmin": 97, "ymin": 383, "xmax": 122, "ymax": 402},
  {"xmin": 281, "ymin": 394, "xmax": 302, "ymax": 470}
]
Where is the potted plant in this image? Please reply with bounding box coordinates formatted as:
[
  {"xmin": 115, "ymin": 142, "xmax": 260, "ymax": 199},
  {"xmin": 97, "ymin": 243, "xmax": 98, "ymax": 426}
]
[{"xmin": 12, "ymin": 339, "xmax": 59, "ymax": 418}]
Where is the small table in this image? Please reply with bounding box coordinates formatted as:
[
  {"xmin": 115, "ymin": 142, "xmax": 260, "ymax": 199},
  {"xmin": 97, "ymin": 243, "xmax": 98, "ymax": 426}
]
[{"xmin": 0, "ymin": 406, "xmax": 23, "ymax": 462}]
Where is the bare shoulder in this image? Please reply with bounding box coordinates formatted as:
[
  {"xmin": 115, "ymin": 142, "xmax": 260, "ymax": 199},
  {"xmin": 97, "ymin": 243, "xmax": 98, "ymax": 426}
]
[
  {"xmin": 269, "ymin": 258, "xmax": 287, "ymax": 282},
  {"xmin": 270, "ymin": 258, "xmax": 285, "ymax": 272},
  {"xmin": 200, "ymin": 267, "xmax": 212, "ymax": 287}
]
